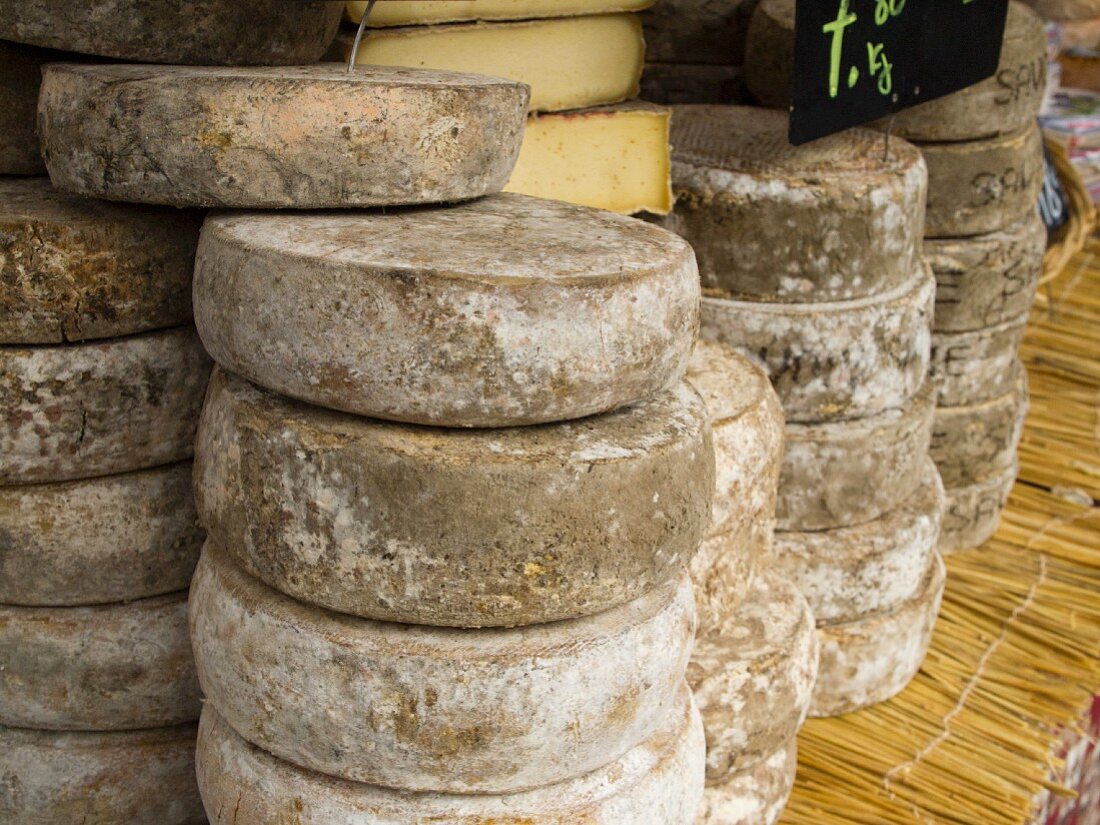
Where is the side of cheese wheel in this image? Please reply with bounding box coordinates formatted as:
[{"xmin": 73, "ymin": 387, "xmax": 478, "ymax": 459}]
[
  {"xmin": 0, "ymin": 462, "xmax": 202, "ymax": 607},
  {"xmin": 702, "ymin": 265, "xmax": 934, "ymax": 423},
  {"xmin": 351, "ymin": 0, "xmax": 655, "ymax": 25},
  {"xmin": 810, "ymin": 552, "xmax": 945, "ymax": 717},
  {"xmin": 197, "ymin": 692, "xmax": 704, "ymax": 824},
  {"xmin": 195, "ymin": 369, "xmax": 712, "ymax": 628},
  {"xmin": 194, "ymin": 195, "xmax": 699, "ymax": 427},
  {"xmin": 691, "ymin": 526, "xmax": 761, "ymax": 636},
  {"xmin": 697, "ymin": 738, "xmax": 797, "ymax": 825},
  {"xmin": 0, "ymin": 723, "xmax": 203, "ymax": 825},
  {"xmin": 1021, "ymin": 0, "xmax": 1100, "ymax": 20},
  {"xmin": 930, "ymin": 314, "xmax": 1029, "ymax": 407},
  {"xmin": 1, "ymin": 178, "xmax": 200, "ymax": 344},
  {"xmin": 0, "ymin": 326, "xmax": 211, "ymax": 484},
  {"xmin": 778, "ymin": 382, "xmax": 935, "ymax": 531},
  {"xmin": 661, "ymin": 105, "xmax": 927, "ymax": 302},
  {"xmin": 743, "ymin": 0, "xmax": 794, "ymax": 109},
  {"xmin": 38, "ymin": 64, "xmax": 528, "ymax": 208},
  {"xmin": 939, "ymin": 460, "xmax": 1017, "ymax": 554},
  {"xmin": 922, "ymin": 122, "xmax": 1045, "ymax": 237},
  {"xmin": 927, "ymin": 211, "xmax": 1046, "ymax": 333},
  {"xmin": 0, "ymin": 42, "xmax": 49, "ymax": 175},
  {"xmin": 772, "ymin": 459, "xmax": 944, "ymax": 625},
  {"xmin": 190, "ymin": 545, "xmax": 695, "ymax": 794},
  {"xmin": 641, "ymin": 0, "xmax": 754, "ymax": 64},
  {"xmin": 0, "ymin": 591, "xmax": 199, "ymax": 730},
  {"xmin": 640, "ymin": 63, "xmax": 746, "ymax": 106},
  {"xmin": 0, "ymin": 0, "xmax": 342, "ymax": 64}
]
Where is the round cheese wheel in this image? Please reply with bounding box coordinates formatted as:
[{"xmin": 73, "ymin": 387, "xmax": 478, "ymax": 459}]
[
  {"xmin": 1, "ymin": 178, "xmax": 200, "ymax": 344},
  {"xmin": 772, "ymin": 458, "xmax": 944, "ymax": 625},
  {"xmin": 0, "ymin": 42, "xmax": 49, "ymax": 175},
  {"xmin": 0, "ymin": 591, "xmax": 199, "ymax": 730},
  {"xmin": 1021, "ymin": 0, "xmax": 1100, "ymax": 20},
  {"xmin": 701, "ymin": 265, "xmax": 934, "ymax": 423},
  {"xmin": 639, "ymin": 63, "xmax": 746, "ymax": 106},
  {"xmin": 939, "ymin": 459, "xmax": 1018, "ymax": 554},
  {"xmin": 930, "ymin": 314, "xmax": 1029, "ymax": 407},
  {"xmin": 778, "ymin": 381, "xmax": 935, "ymax": 531},
  {"xmin": 190, "ymin": 545, "xmax": 695, "ymax": 794},
  {"xmin": 922, "ymin": 122, "xmax": 1044, "ymax": 237},
  {"xmin": 662, "ymin": 105, "xmax": 926, "ymax": 302},
  {"xmin": 195, "ymin": 369, "xmax": 712, "ymax": 628},
  {"xmin": 696, "ymin": 738, "xmax": 797, "ymax": 825},
  {"xmin": 810, "ymin": 552, "xmax": 945, "ymax": 717},
  {"xmin": 196, "ymin": 690, "xmax": 705, "ymax": 824},
  {"xmin": 0, "ymin": 462, "xmax": 202, "ymax": 607},
  {"xmin": 689, "ymin": 573, "xmax": 818, "ymax": 782},
  {"xmin": 0, "ymin": 723, "xmax": 203, "ymax": 825},
  {"xmin": 0, "ymin": 0, "xmax": 342, "ymax": 65},
  {"xmin": 642, "ymin": 0, "xmax": 754, "ymax": 64},
  {"xmin": 38, "ymin": 64, "xmax": 528, "ymax": 208},
  {"xmin": 194, "ymin": 195, "xmax": 697, "ymax": 425},
  {"xmin": 926, "ymin": 212, "xmax": 1046, "ymax": 333},
  {"xmin": 0, "ymin": 326, "xmax": 211, "ymax": 484},
  {"xmin": 743, "ymin": 0, "xmax": 793, "ymax": 109}
]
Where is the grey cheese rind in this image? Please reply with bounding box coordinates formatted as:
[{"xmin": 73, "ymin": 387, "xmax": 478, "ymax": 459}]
[
  {"xmin": 661, "ymin": 105, "xmax": 927, "ymax": 302},
  {"xmin": 194, "ymin": 195, "xmax": 699, "ymax": 426},
  {"xmin": 939, "ymin": 460, "xmax": 1018, "ymax": 554},
  {"xmin": 0, "ymin": 326, "xmax": 211, "ymax": 484},
  {"xmin": 190, "ymin": 545, "xmax": 695, "ymax": 795},
  {"xmin": 701, "ymin": 264, "xmax": 934, "ymax": 423},
  {"xmin": 0, "ymin": 0, "xmax": 342, "ymax": 65},
  {"xmin": 0, "ymin": 462, "xmax": 202, "ymax": 607},
  {"xmin": 196, "ymin": 692, "xmax": 705, "ymax": 825},
  {"xmin": 0, "ymin": 42, "xmax": 50, "ymax": 175},
  {"xmin": 697, "ymin": 738, "xmax": 797, "ymax": 825},
  {"xmin": 195, "ymin": 369, "xmax": 713, "ymax": 628},
  {"xmin": 38, "ymin": 64, "xmax": 529, "ymax": 208},
  {"xmin": 743, "ymin": 0, "xmax": 794, "ymax": 109},
  {"xmin": 930, "ymin": 315, "xmax": 1029, "ymax": 407}
]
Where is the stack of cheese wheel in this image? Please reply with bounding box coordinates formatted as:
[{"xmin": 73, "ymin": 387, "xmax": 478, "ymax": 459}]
[
  {"xmin": 344, "ymin": 0, "xmax": 674, "ymax": 215},
  {"xmin": 656, "ymin": 105, "xmax": 947, "ymax": 725}
]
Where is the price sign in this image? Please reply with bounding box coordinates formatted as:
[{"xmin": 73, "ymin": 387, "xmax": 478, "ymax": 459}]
[{"xmin": 791, "ymin": 0, "xmax": 1010, "ymax": 145}]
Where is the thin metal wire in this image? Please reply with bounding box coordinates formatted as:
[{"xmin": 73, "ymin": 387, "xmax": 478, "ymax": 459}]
[{"xmin": 347, "ymin": 0, "xmax": 378, "ymax": 74}]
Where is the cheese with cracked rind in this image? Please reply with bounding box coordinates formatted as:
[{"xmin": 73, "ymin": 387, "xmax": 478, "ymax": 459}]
[
  {"xmin": 0, "ymin": 42, "xmax": 50, "ymax": 174},
  {"xmin": 939, "ymin": 460, "xmax": 1018, "ymax": 554},
  {"xmin": 697, "ymin": 738, "xmax": 797, "ymax": 825},
  {"xmin": 38, "ymin": 64, "xmax": 528, "ymax": 208},
  {"xmin": 930, "ymin": 314, "xmax": 1029, "ymax": 407},
  {"xmin": 194, "ymin": 195, "xmax": 699, "ymax": 427},
  {"xmin": 190, "ymin": 545, "xmax": 695, "ymax": 794},
  {"xmin": 350, "ymin": 0, "xmax": 655, "ymax": 24}
]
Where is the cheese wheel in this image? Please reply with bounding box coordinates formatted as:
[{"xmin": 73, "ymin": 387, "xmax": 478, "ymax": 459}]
[
  {"xmin": 0, "ymin": 591, "xmax": 199, "ymax": 731},
  {"xmin": 689, "ymin": 573, "xmax": 818, "ymax": 782},
  {"xmin": 743, "ymin": 0, "xmax": 794, "ymax": 109},
  {"xmin": 696, "ymin": 738, "xmax": 797, "ymax": 825},
  {"xmin": 778, "ymin": 382, "xmax": 935, "ymax": 531},
  {"xmin": 640, "ymin": 63, "xmax": 746, "ymax": 105},
  {"xmin": 0, "ymin": 42, "xmax": 49, "ymax": 175},
  {"xmin": 930, "ymin": 314, "xmax": 1029, "ymax": 407},
  {"xmin": 38, "ymin": 64, "xmax": 528, "ymax": 208},
  {"xmin": 351, "ymin": 0, "xmax": 655, "ymax": 25},
  {"xmin": 661, "ymin": 105, "xmax": 926, "ymax": 302},
  {"xmin": 701, "ymin": 265, "xmax": 934, "ymax": 423},
  {"xmin": 0, "ymin": 326, "xmax": 211, "ymax": 485},
  {"xmin": 190, "ymin": 545, "xmax": 695, "ymax": 794},
  {"xmin": 810, "ymin": 552, "xmax": 945, "ymax": 717},
  {"xmin": 772, "ymin": 459, "xmax": 944, "ymax": 625},
  {"xmin": 194, "ymin": 194, "xmax": 698, "ymax": 426},
  {"xmin": 0, "ymin": 462, "xmax": 202, "ymax": 607},
  {"xmin": 0, "ymin": 723, "xmax": 203, "ymax": 825},
  {"xmin": 927, "ymin": 212, "xmax": 1046, "ymax": 333},
  {"xmin": 196, "ymin": 692, "xmax": 705, "ymax": 824},
  {"xmin": 0, "ymin": 0, "xmax": 341, "ymax": 64},
  {"xmin": 1021, "ymin": 0, "xmax": 1100, "ymax": 20},
  {"xmin": 922, "ymin": 122, "xmax": 1044, "ymax": 237},
  {"xmin": 195, "ymin": 369, "xmax": 712, "ymax": 628},
  {"xmin": 939, "ymin": 460, "xmax": 1018, "ymax": 554},
  {"xmin": 642, "ymin": 0, "xmax": 754, "ymax": 64},
  {"xmin": 1, "ymin": 178, "xmax": 200, "ymax": 344}
]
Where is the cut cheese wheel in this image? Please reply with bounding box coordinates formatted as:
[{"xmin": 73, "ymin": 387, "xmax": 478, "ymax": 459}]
[
  {"xmin": 641, "ymin": 0, "xmax": 754, "ymax": 64},
  {"xmin": 0, "ymin": 591, "xmax": 199, "ymax": 731},
  {"xmin": 350, "ymin": 0, "xmax": 655, "ymax": 25},
  {"xmin": 701, "ymin": 265, "xmax": 934, "ymax": 423},
  {"xmin": 196, "ymin": 691, "xmax": 704, "ymax": 824},
  {"xmin": 0, "ymin": 0, "xmax": 342, "ymax": 64},
  {"xmin": 810, "ymin": 552, "xmax": 945, "ymax": 717},
  {"xmin": 927, "ymin": 211, "xmax": 1046, "ymax": 333},
  {"xmin": 0, "ymin": 723, "xmax": 203, "ymax": 825},
  {"xmin": 38, "ymin": 64, "xmax": 527, "ymax": 208},
  {"xmin": 696, "ymin": 738, "xmax": 797, "ymax": 825},
  {"xmin": 640, "ymin": 63, "xmax": 745, "ymax": 105},
  {"xmin": 932, "ymin": 368, "xmax": 1028, "ymax": 488},
  {"xmin": 772, "ymin": 458, "xmax": 944, "ymax": 626},
  {"xmin": 504, "ymin": 102, "xmax": 673, "ymax": 215},
  {"xmin": 922, "ymin": 122, "xmax": 1044, "ymax": 237},
  {"xmin": 930, "ymin": 314, "xmax": 1029, "ymax": 407},
  {"xmin": 689, "ymin": 573, "xmax": 818, "ymax": 782},
  {"xmin": 0, "ymin": 326, "xmax": 211, "ymax": 485},
  {"xmin": 0, "ymin": 42, "xmax": 49, "ymax": 175},
  {"xmin": 1, "ymin": 178, "xmax": 200, "ymax": 344},
  {"xmin": 0, "ymin": 462, "xmax": 202, "ymax": 607},
  {"xmin": 190, "ymin": 545, "xmax": 695, "ymax": 794},
  {"xmin": 346, "ymin": 14, "xmax": 644, "ymax": 113},
  {"xmin": 193, "ymin": 194, "xmax": 698, "ymax": 427},
  {"xmin": 743, "ymin": 0, "xmax": 794, "ymax": 109},
  {"xmin": 661, "ymin": 105, "xmax": 926, "ymax": 302},
  {"xmin": 939, "ymin": 460, "xmax": 1017, "ymax": 554},
  {"xmin": 778, "ymin": 382, "xmax": 935, "ymax": 531}
]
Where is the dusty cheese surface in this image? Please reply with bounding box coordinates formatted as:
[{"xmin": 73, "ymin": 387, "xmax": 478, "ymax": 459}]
[
  {"xmin": 0, "ymin": 41, "xmax": 49, "ymax": 174},
  {"xmin": 697, "ymin": 738, "xmax": 797, "ymax": 825},
  {"xmin": 939, "ymin": 460, "xmax": 1018, "ymax": 554},
  {"xmin": 930, "ymin": 313, "xmax": 1030, "ymax": 407}
]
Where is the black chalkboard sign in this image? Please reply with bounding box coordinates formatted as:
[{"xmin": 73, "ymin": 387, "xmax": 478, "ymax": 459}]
[{"xmin": 791, "ymin": 0, "xmax": 1010, "ymax": 145}]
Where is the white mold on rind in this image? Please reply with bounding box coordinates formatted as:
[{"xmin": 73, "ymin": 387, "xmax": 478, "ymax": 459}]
[
  {"xmin": 930, "ymin": 314, "xmax": 1029, "ymax": 408},
  {"xmin": 939, "ymin": 460, "xmax": 1018, "ymax": 555},
  {"xmin": 696, "ymin": 738, "xmax": 797, "ymax": 825}
]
